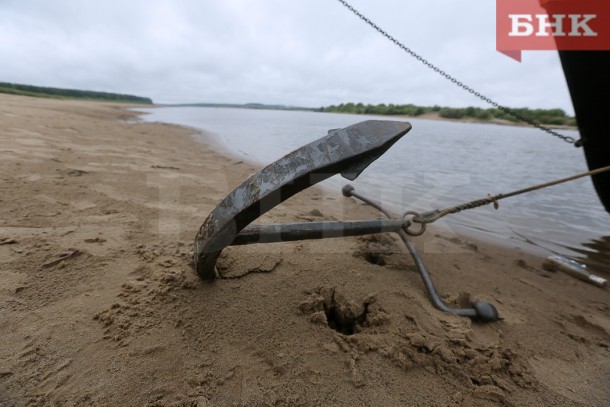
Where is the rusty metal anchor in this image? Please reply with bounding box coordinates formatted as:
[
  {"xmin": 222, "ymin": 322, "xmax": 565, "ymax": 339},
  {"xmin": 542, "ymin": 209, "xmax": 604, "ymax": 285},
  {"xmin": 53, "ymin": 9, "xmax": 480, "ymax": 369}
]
[
  {"xmin": 194, "ymin": 120, "xmax": 410, "ymax": 279},
  {"xmin": 193, "ymin": 120, "xmax": 499, "ymax": 323}
]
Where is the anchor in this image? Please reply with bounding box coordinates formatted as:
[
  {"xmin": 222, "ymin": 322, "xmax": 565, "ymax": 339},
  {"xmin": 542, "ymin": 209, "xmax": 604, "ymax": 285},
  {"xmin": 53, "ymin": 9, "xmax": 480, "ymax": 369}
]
[{"xmin": 194, "ymin": 120, "xmax": 499, "ymax": 323}]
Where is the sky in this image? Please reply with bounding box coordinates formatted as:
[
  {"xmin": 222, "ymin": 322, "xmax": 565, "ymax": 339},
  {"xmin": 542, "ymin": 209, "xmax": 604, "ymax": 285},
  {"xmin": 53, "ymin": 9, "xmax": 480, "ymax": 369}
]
[{"xmin": 0, "ymin": 0, "xmax": 575, "ymax": 113}]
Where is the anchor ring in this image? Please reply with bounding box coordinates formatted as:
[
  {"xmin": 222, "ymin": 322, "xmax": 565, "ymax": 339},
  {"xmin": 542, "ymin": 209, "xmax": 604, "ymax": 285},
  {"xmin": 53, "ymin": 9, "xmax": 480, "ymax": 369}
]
[{"xmin": 402, "ymin": 211, "xmax": 426, "ymax": 236}]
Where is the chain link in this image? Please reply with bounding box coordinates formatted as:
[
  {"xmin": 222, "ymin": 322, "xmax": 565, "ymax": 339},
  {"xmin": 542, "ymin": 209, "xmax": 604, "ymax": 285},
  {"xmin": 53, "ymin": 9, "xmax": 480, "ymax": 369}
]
[{"xmin": 336, "ymin": 0, "xmax": 579, "ymax": 146}]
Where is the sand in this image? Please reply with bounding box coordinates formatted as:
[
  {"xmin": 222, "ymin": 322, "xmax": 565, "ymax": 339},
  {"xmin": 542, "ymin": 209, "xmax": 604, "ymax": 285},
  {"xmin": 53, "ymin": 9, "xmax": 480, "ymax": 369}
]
[{"xmin": 0, "ymin": 94, "xmax": 608, "ymax": 406}]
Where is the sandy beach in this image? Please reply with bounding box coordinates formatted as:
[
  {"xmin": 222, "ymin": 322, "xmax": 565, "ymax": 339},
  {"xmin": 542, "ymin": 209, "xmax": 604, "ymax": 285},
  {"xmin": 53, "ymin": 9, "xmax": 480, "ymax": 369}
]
[{"xmin": 0, "ymin": 94, "xmax": 608, "ymax": 406}]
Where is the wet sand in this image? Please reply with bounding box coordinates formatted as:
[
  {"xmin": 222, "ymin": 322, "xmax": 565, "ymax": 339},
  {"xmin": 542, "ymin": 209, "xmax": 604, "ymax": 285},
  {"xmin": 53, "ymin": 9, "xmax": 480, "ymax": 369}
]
[{"xmin": 0, "ymin": 94, "xmax": 608, "ymax": 406}]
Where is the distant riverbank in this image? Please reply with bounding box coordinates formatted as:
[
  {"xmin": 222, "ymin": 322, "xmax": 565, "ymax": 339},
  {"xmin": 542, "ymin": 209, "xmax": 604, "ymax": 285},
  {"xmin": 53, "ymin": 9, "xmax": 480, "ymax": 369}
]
[
  {"xmin": 321, "ymin": 102, "xmax": 577, "ymax": 129},
  {"xmin": 0, "ymin": 82, "xmax": 153, "ymax": 104},
  {"xmin": 372, "ymin": 110, "xmax": 577, "ymax": 130}
]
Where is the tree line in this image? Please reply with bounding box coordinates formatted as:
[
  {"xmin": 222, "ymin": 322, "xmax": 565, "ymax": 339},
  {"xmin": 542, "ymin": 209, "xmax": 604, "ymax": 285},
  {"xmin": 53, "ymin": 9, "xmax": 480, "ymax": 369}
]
[
  {"xmin": 320, "ymin": 103, "xmax": 576, "ymax": 127},
  {"xmin": 0, "ymin": 82, "xmax": 153, "ymax": 104}
]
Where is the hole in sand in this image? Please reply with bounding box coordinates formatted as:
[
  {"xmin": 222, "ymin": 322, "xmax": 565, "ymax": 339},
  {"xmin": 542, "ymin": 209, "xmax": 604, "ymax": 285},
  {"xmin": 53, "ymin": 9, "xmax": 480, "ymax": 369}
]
[
  {"xmin": 300, "ymin": 288, "xmax": 388, "ymax": 336},
  {"xmin": 324, "ymin": 303, "xmax": 364, "ymax": 335},
  {"xmin": 322, "ymin": 290, "xmax": 369, "ymax": 335},
  {"xmin": 363, "ymin": 251, "xmax": 386, "ymax": 266},
  {"xmin": 354, "ymin": 235, "xmax": 405, "ymax": 268}
]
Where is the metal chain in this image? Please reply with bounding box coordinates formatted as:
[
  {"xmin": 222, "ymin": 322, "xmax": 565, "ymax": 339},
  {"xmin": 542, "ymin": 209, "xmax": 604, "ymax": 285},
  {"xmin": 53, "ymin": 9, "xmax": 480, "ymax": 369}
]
[{"xmin": 336, "ymin": 0, "xmax": 579, "ymax": 146}]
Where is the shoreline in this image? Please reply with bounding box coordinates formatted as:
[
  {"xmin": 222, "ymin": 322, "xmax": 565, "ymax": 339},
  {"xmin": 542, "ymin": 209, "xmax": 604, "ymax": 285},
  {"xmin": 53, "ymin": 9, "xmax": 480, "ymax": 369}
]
[
  {"xmin": 132, "ymin": 107, "xmax": 249, "ymax": 165},
  {"xmin": 1, "ymin": 94, "xmax": 607, "ymax": 406}
]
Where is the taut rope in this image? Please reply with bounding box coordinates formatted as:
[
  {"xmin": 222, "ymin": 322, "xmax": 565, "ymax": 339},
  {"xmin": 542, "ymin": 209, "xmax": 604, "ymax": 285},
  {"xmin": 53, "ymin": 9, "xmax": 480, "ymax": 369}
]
[{"xmin": 412, "ymin": 165, "xmax": 610, "ymax": 226}]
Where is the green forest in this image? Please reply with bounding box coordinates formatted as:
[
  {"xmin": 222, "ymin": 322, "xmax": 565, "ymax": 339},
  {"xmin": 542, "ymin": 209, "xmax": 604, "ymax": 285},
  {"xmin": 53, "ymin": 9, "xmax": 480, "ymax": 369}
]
[
  {"xmin": 0, "ymin": 82, "xmax": 153, "ymax": 104},
  {"xmin": 321, "ymin": 103, "xmax": 576, "ymax": 127}
]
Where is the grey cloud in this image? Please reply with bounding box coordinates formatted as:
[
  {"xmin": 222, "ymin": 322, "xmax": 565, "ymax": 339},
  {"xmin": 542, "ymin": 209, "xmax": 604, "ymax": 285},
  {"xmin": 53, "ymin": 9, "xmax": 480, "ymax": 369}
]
[{"xmin": 0, "ymin": 0, "xmax": 574, "ymax": 113}]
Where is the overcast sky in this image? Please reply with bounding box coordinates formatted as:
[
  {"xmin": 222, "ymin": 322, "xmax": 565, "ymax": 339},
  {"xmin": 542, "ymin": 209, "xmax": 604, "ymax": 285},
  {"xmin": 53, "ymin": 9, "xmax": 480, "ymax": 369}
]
[{"xmin": 0, "ymin": 0, "xmax": 575, "ymax": 113}]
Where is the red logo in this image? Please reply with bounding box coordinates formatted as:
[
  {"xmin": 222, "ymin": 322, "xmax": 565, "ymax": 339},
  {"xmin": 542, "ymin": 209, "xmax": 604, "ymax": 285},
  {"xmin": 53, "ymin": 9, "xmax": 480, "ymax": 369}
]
[{"xmin": 496, "ymin": 0, "xmax": 610, "ymax": 62}]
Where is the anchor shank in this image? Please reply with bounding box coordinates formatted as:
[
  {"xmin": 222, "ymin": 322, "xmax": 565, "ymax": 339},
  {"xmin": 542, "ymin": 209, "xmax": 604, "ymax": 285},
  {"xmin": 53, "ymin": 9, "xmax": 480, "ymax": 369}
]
[{"xmin": 231, "ymin": 218, "xmax": 405, "ymax": 245}]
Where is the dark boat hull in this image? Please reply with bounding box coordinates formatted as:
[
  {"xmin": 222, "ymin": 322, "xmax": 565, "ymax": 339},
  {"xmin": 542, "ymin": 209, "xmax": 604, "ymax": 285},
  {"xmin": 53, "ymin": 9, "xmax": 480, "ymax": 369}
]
[{"xmin": 558, "ymin": 50, "xmax": 610, "ymax": 213}]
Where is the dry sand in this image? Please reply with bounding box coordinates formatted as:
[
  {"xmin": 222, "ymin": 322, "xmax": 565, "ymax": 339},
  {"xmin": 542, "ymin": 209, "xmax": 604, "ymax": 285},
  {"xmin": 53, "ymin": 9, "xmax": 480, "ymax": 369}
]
[{"xmin": 0, "ymin": 94, "xmax": 608, "ymax": 406}]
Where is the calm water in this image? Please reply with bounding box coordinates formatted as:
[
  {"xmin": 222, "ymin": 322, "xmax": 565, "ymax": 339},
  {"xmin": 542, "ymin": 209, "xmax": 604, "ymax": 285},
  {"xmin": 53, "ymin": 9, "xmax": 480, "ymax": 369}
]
[{"xmin": 138, "ymin": 106, "xmax": 609, "ymax": 269}]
